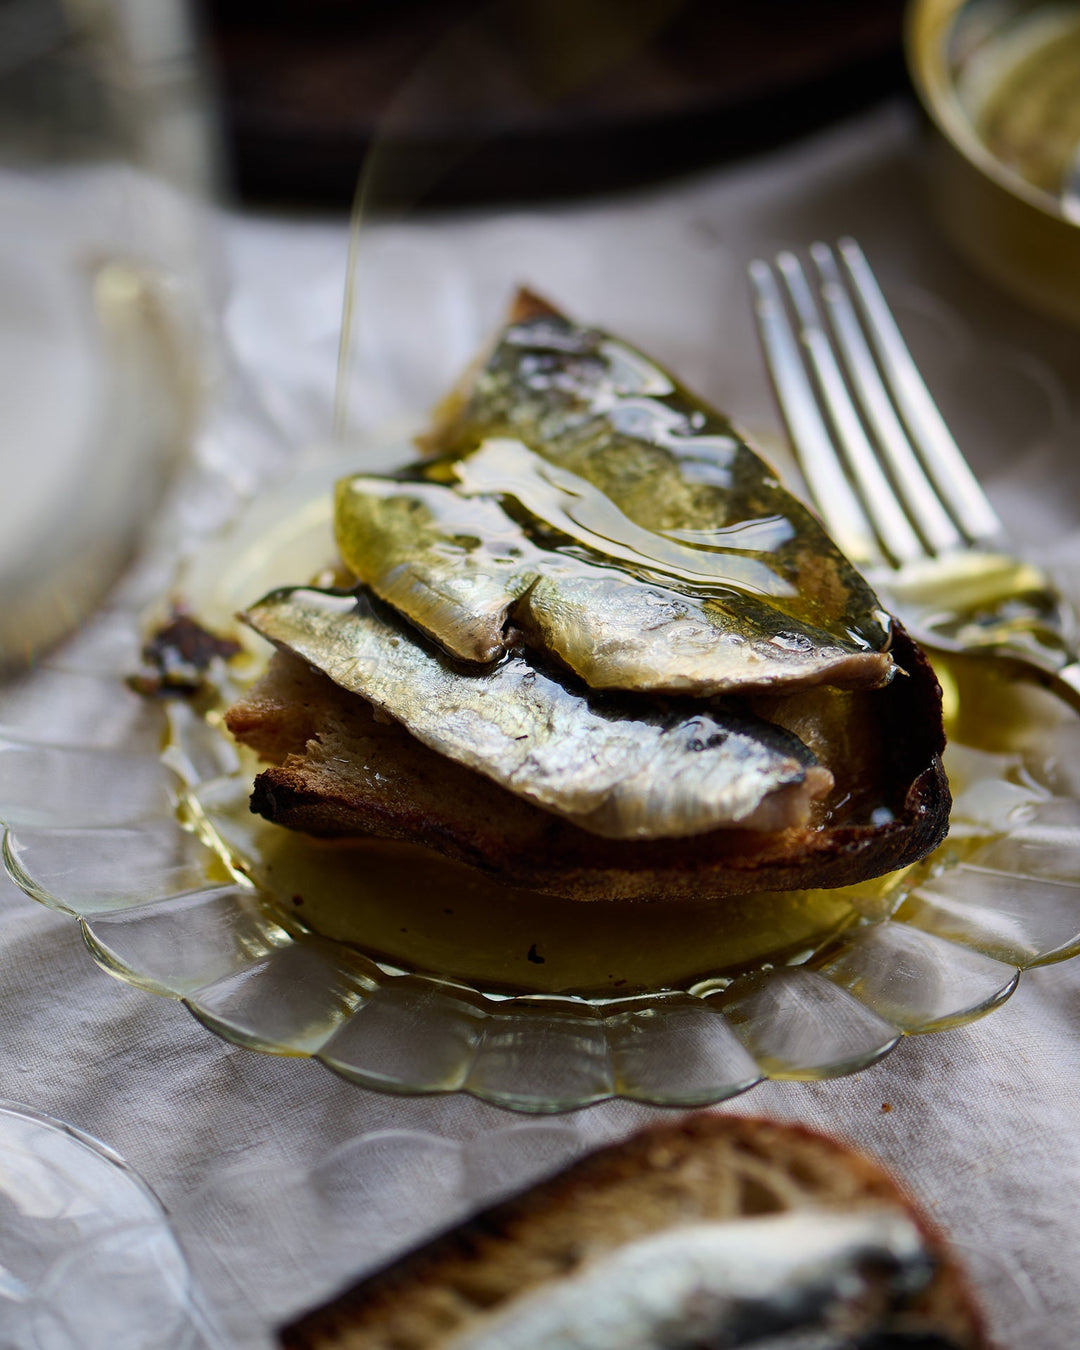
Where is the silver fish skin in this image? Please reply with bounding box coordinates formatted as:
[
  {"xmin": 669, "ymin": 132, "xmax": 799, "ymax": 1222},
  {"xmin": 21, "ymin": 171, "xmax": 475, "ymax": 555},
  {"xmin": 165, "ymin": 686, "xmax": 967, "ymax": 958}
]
[
  {"xmin": 335, "ymin": 439, "xmax": 893, "ymax": 695},
  {"xmin": 437, "ymin": 1209, "xmax": 939, "ymax": 1350},
  {"xmin": 241, "ymin": 587, "xmax": 833, "ymax": 840},
  {"xmin": 418, "ymin": 306, "xmax": 895, "ymax": 685}
]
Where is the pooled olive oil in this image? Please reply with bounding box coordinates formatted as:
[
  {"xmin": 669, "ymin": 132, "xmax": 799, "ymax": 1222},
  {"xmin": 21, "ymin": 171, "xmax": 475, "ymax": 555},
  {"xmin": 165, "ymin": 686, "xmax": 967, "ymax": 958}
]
[{"xmin": 185, "ymin": 648, "xmax": 1067, "ymax": 999}]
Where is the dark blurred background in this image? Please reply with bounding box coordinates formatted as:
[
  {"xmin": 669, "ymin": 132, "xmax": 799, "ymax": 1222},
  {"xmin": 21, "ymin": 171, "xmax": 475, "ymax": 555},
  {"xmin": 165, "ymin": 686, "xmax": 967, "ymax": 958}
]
[{"xmin": 202, "ymin": 0, "xmax": 910, "ymax": 208}]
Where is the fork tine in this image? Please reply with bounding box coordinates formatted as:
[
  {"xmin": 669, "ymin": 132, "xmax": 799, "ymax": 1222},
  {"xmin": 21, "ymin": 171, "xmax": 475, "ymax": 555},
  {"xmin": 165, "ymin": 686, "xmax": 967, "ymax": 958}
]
[
  {"xmin": 748, "ymin": 259, "xmax": 879, "ymax": 568},
  {"xmin": 836, "ymin": 238, "xmax": 1004, "ymax": 545},
  {"xmin": 773, "ymin": 251, "xmax": 926, "ymax": 567},
  {"xmin": 809, "ymin": 242, "xmax": 962, "ymax": 558}
]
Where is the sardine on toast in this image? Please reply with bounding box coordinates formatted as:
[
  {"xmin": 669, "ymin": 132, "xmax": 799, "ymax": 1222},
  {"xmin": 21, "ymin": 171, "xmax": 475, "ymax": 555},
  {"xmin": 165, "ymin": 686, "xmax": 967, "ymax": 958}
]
[{"xmin": 227, "ymin": 292, "xmax": 949, "ymax": 900}]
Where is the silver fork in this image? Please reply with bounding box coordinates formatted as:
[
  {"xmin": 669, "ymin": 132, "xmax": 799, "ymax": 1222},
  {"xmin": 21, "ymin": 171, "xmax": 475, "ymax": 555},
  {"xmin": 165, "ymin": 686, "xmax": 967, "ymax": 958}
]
[{"xmin": 749, "ymin": 237, "xmax": 1080, "ymax": 714}]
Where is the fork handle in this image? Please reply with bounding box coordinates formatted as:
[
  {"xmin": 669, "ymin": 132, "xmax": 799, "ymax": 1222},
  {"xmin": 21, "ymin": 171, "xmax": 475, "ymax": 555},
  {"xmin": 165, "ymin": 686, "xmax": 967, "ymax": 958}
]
[
  {"xmin": 1015, "ymin": 658, "xmax": 1080, "ymax": 718},
  {"xmin": 1048, "ymin": 661, "xmax": 1080, "ymax": 716}
]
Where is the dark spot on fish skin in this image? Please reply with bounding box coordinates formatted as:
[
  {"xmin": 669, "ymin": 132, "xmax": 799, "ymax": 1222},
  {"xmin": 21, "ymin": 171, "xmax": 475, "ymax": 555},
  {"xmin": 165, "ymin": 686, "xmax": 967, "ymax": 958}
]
[
  {"xmin": 527, "ymin": 944, "xmax": 546, "ymax": 964},
  {"xmin": 687, "ymin": 732, "xmax": 727, "ymax": 752},
  {"xmin": 291, "ymin": 894, "xmax": 304, "ymax": 906},
  {"xmin": 771, "ymin": 630, "xmax": 815, "ymax": 652}
]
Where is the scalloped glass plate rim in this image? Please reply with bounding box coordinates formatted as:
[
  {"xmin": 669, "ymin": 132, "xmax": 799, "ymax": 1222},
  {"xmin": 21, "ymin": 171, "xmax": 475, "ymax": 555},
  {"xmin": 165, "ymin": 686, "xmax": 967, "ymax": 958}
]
[{"xmin": 3, "ymin": 448, "xmax": 1080, "ymax": 1113}]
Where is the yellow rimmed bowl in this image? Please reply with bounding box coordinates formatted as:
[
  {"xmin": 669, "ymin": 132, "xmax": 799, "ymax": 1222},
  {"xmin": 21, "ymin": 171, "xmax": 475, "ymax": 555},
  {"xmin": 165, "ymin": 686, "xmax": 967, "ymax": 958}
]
[{"xmin": 906, "ymin": 0, "xmax": 1080, "ymax": 326}]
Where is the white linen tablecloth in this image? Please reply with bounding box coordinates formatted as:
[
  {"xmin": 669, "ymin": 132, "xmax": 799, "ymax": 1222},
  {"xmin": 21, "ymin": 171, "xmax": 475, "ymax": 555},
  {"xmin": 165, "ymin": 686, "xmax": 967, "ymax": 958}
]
[{"xmin": 3, "ymin": 98, "xmax": 1080, "ymax": 1348}]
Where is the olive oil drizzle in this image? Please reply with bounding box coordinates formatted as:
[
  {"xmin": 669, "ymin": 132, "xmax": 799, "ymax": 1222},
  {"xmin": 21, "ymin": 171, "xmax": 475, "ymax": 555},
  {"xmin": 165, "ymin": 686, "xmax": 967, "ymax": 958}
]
[{"xmin": 436, "ymin": 314, "xmax": 892, "ymax": 649}]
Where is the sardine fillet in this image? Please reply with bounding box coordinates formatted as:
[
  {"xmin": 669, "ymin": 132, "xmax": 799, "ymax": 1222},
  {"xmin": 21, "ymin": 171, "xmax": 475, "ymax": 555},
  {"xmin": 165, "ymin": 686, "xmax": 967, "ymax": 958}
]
[
  {"xmin": 335, "ymin": 452, "xmax": 895, "ymax": 696},
  {"xmin": 362, "ymin": 290, "xmax": 898, "ymax": 696},
  {"xmin": 240, "ymin": 586, "xmax": 834, "ymax": 841},
  {"xmin": 225, "ymin": 624, "xmax": 949, "ymax": 902}
]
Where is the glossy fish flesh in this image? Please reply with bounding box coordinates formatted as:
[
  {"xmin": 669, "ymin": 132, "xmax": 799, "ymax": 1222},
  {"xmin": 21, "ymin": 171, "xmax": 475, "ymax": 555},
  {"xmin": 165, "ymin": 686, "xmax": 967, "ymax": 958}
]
[
  {"xmin": 437, "ymin": 1209, "xmax": 939, "ymax": 1350},
  {"xmin": 336, "ymin": 299, "xmax": 895, "ymax": 694},
  {"xmin": 336, "ymin": 439, "xmax": 890, "ymax": 695},
  {"xmin": 242, "ymin": 586, "xmax": 834, "ymax": 839}
]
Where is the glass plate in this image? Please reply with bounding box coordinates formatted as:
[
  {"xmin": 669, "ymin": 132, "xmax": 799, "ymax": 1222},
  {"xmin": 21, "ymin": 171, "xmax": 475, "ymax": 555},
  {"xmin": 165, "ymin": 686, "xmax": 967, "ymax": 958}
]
[
  {"xmin": 0, "ymin": 1100, "xmax": 224, "ymax": 1349},
  {"xmin": 172, "ymin": 1120, "xmax": 589, "ymax": 1346},
  {"xmin": 4, "ymin": 442, "xmax": 1080, "ymax": 1115}
]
